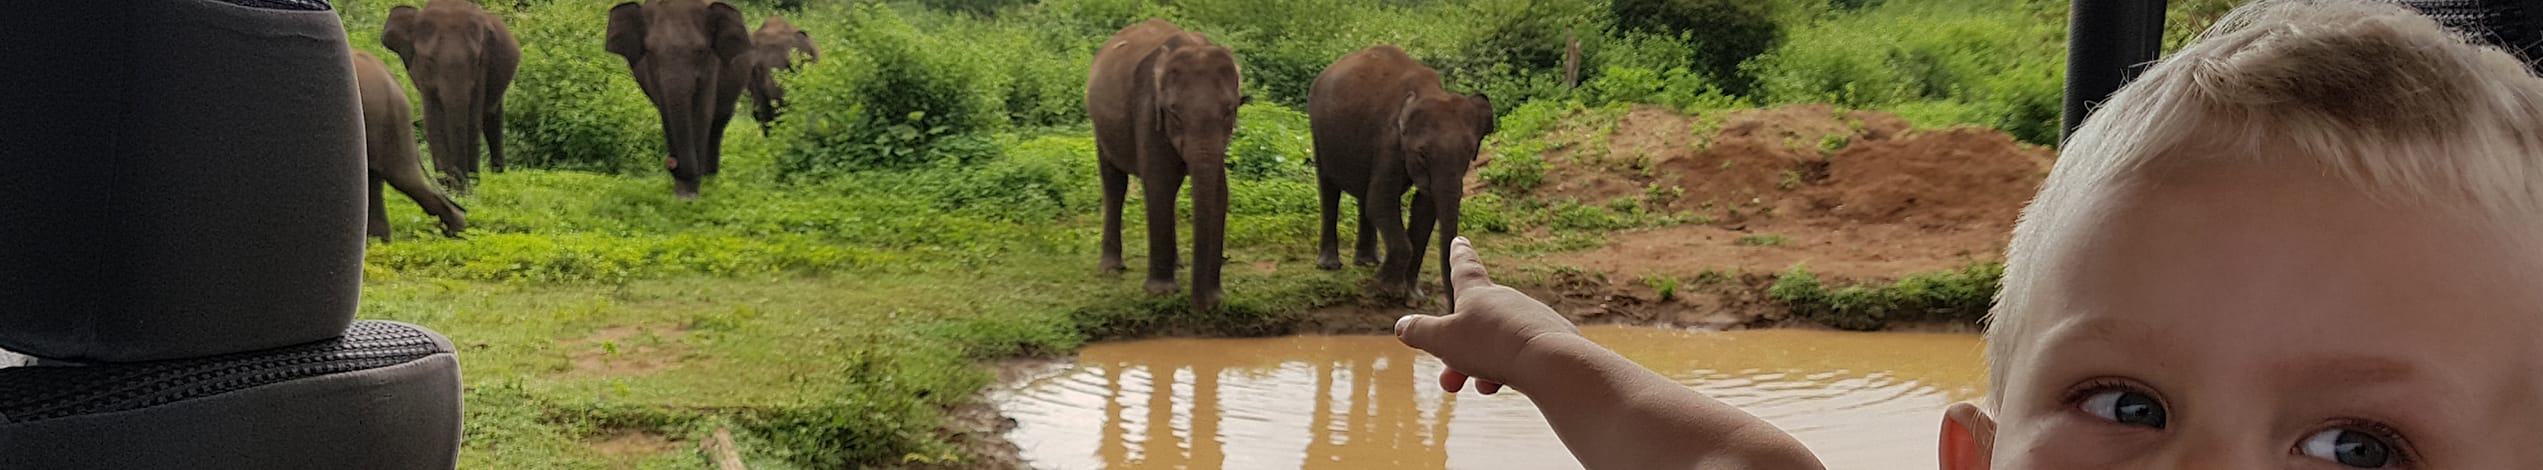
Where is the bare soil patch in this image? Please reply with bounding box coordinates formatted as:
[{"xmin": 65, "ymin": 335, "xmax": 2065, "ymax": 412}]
[{"xmin": 568, "ymin": 325, "xmax": 694, "ymax": 377}]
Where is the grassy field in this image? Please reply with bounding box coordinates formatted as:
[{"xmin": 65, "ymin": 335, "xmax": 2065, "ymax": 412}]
[{"xmin": 327, "ymin": 0, "xmax": 2245, "ymax": 467}]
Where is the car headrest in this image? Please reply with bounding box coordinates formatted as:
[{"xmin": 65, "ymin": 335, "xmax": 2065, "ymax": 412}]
[{"xmin": 0, "ymin": 0, "xmax": 364, "ymax": 363}]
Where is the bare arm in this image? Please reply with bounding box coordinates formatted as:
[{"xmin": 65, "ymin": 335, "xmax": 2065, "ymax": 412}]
[
  {"xmin": 1511, "ymin": 331, "xmax": 1826, "ymax": 470},
  {"xmin": 1396, "ymin": 237, "xmax": 1825, "ymax": 470}
]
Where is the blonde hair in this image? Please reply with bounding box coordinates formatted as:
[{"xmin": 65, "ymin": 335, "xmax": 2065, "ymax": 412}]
[{"xmin": 1985, "ymin": 0, "xmax": 2543, "ymax": 401}]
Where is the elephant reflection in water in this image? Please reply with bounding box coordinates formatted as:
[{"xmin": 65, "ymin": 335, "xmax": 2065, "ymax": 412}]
[{"xmin": 1091, "ymin": 346, "xmax": 1454, "ymax": 469}]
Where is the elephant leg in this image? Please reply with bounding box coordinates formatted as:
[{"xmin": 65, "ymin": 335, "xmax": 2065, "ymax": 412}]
[
  {"xmin": 1353, "ymin": 202, "xmax": 1381, "ymax": 266},
  {"xmin": 1316, "ymin": 176, "xmax": 1344, "ymax": 271},
  {"xmin": 1369, "ymin": 181, "xmax": 1414, "ymax": 300},
  {"xmin": 1406, "ymin": 190, "xmax": 1437, "ymax": 302},
  {"xmin": 707, "ymin": 110, "xmax": 733, "ymax": 176},
  {"xmin": 1141, "ymin": 171, "xmax": 1184, "ymax": 295},
  {"xmin": 751, "ymin": 91, "xmax": 778, "ymax": 137},
  {"xmin": 381, "ymin": 156, "xmax": 467, "ymax": 238},
  {"xmin": 367, "ymin": 174, "xmax": 391, "ymax": 242},
  {"xmin": 1099, "ymin": 162, "xmax": 1130, "ymax": 274},
  {"xmin": 481, "ymin": 100, "xmax": 507, "ymax": 173}
]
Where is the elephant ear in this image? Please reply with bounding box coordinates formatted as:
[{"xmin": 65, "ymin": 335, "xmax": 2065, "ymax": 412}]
[
  {"xmin": 382, "ymin": 5, "xmax": 420, "ymax": 60},
  {"xmin": 1470, "ymin": 92, "xmax": 1496, "ymax": 136},
  {"xmin": 604, "ymin": 2, "xmax": 647, "ymax": 62},
  {"xmin": 793, "ymin": 30, "xmax": 818, "ymax": 64},
  {"xmin": 708, "ymin": 3, "xmax": 753, "ymax": 62}
]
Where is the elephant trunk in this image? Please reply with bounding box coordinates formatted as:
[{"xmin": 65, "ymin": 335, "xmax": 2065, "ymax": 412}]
[
  {"xmin": 1435, "ymin": 188, "xmax": 1462, "ymax": 314},
  {"xmin": 424, "ymin": 83, "xmax": 482, "ymax": 194},
  {"xmin": 1189, "ymin": 148, "xmax": 1230, "ymax": 311},
  {"xmin": 656, "ymin": 77, "xmax": 707, "ymax": 198}
]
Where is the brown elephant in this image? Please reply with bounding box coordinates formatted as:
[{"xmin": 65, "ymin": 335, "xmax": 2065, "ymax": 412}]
[
  {"xmin": 744, "ymin": 16, "xmax": 817, "ymax": 136},
  {"xmin": 1087, "ymin": 19, "xmax": 1246, "ymax": 311},
  {"xmin": 607, "ymin": 0, "xmax": 752, "ymax": 199},
  {"xmin": 1307, "ymin": 45, "xmax": 1495, "ymax": 306},
  {"xmin": 352, "ymin": 49, "xmax": 467, "ymax": 242},
  {"xmin": 382, "ymin": 0, "xmax": 519, "ymax": 196}
]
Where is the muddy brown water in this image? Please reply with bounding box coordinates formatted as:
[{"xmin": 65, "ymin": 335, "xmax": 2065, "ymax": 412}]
[{"xmin": 994, "ymin": 326, "xmax": 1985, "ymax": 469}]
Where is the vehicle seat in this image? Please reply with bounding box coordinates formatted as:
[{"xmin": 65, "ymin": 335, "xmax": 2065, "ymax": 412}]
[{"xmin": 0, "ymin": 0, "xmax": 463, "ymax": 468}]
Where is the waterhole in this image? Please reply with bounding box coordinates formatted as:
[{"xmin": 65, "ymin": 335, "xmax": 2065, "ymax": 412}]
[{"xmin": 996, "ymin": 326, "xmax": 1985, "ymax": 469}]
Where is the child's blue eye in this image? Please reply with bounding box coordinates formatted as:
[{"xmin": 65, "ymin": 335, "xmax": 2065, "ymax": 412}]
[
  {"xmin": 2080, "ymin": 389, "xmax": 2167, "ymax": 428},
  {"xmin": 2301, "ymin": 428, "xmax": 2397, "ymax": 468}
]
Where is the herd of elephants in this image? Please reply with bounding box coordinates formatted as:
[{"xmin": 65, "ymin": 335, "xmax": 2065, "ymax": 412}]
[{"xmin": 357, "ymin": 0, "xmax": 1500, "ymax": 310}]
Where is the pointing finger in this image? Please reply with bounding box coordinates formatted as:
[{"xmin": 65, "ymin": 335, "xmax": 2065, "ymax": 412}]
[
  {"xmin": 1449, "ymin": 236, "xmax": 1494, "ymax": 293},
  {"xmin": 1395, "ymin": 314, "xmax": 1443, "ymax": 351}
]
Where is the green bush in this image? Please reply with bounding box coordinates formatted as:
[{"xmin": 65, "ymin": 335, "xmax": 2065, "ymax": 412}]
[
  {"xmin": 1743, "ymin": 6, "xmax": 2064, "ymax": 145},
  {"xmin": 1608, "ymin": 0, "xmax": 1780, "ymax": 94},
  {"xmin": 1480, "ymin": 145, "xmax": 1546, "ymax": 193},
  {"xmin": 1768, "ymin": 263, "xmax": 2002, "ymax": 330},
  {"xmin": 499, "ymin": 2, "xmax": 661, "ymax": 174},
  {"xmin": 1230, "ymin": 103, "xmax": 1314, "ymax": 180},
  {"xmin": 915, "ymin": 0, "xmax": 1034, "ymax": 17},
  {"xmin": 775, "ymin": 4, "xmax": 1005, "ymax": 177},
  {"xmin": 935, "ymin": 136, "xmax": 1097, "ymax": 221},
  {"xmin": 1493, "ymin": 99, "xmax": 1576, "ymax": 143},
  {"xmin": 1435, "ymin": 0, "xmax": 1605, "ymax": 108}
]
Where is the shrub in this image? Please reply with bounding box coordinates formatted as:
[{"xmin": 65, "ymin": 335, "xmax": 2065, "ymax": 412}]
[
  {"xmin": 775, "ymin": 4, "xmax": 1005, "ymax": 178},
  {"xmin": 1742, "ymin": 5, "xmax": 2064, "ymax": 144},
  {"xmin": 935, "ymin": 136, "xmax": 1097, "ymax": 221},
  {"xmin": 1230, "ymin": 103, "xmax": 1314, "ymax": 180},
  {"xmin": 915, "ymin": 0, "xmax": 1033, "ymax": 17},
  {"xmin": 1461, "ymin": 192, "xmax": 1514, "ymax": 233},
  {"xmin": 1607, "ymin": 0, "xmax": 1780, "ymax": 94},
  {"xmin": 1480, "ymin": 146, "xmax": 1546, "ymax": 193},
  {"xmin": 1644, "ymin": 275, "xmax": 1681, "ymax": 301},
  {"xmin": 497, "ymin": 2, "xmax": 662, "ymax": 174},
  {"xmin": 1768, "ymin": 263, "xmax": 2002, "ymax": 330}
]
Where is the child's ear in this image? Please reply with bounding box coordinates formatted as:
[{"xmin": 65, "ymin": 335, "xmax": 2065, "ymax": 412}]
[{"xmin": 1942, "ymin": 402, "xmax": 1996, "ymax": 470}]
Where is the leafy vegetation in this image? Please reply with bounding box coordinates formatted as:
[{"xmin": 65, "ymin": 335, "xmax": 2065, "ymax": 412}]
[{"xmin": 1767, "ymin": 262, "xmax": 2004, "ymax": 331}]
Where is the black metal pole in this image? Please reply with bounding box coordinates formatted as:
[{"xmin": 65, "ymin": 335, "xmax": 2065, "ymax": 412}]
[{"xmin": 2061, "ymin": 0, "xmax": 2169, "ymax": 144}]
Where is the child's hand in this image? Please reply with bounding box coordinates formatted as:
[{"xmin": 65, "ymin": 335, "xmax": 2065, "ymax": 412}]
[{"xmin": 1395, "ymin": 236, "xmax": 1582, "ymax": 395}]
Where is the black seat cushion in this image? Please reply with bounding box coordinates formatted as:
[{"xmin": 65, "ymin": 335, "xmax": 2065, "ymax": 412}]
[
  {"xmin": 0, "ymin": 321, "xmax": 463, "ymax": 470},
  {"xmin": 0, "ymin": 321, "xmax": 448, "ymax": 423}
]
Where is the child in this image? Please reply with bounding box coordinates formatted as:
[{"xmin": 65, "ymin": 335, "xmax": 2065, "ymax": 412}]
[{"xmin": 1395, "ymin": 0, "xmax": 2543, "ymax": 468}]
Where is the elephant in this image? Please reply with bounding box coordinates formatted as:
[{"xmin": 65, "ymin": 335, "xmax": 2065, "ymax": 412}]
[
  {"xmin": 1307, "ymin": 45, "xmax": 1496, "ymax": 306},
  {"xmin": 607, "ymin": 0, "xmax": 753, "ymax": 199},
  {"xmin": 352, "ymin": 49, "xmax": 467, "ymax": 242},
  {"xmin": 744, "ymin": 16, "xmax": 817, "ymax": 136},
  {"xmin": 1087, "ymin": 19, "xmax": 1246, "ymax": 311},
  {"xmin": 382, "ymin": 0, "xmax": 519, "ymax": 196}
]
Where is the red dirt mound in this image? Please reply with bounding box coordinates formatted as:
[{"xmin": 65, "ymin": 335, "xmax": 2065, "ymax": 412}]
[
  {"xmin": 1471, "ymin": 103, "xmax": 2050, "ymax": 294},
  {"xmin": 1803, "ymin": 128, "xmax": 2053, "ymax": 230}
]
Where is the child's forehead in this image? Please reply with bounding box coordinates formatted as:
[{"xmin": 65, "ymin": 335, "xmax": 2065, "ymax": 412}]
[{"xmin": 2023, "ymin": 162, "xmax": 2543, "ymax": 354}]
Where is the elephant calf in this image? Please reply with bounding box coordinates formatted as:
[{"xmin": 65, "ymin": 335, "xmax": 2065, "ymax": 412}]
[
  {"xmin": 745, "ymin": 16, "xmax": 818, "ymax": 136},
  {"xmin": 1308, "ymin": 45, "xmax": 1496, "ymax": 307},
  {"xmin": 352, "ymin": 49, "xmax": 467, "ymax": 242},
  {"xmin": 1087, "ymin": 19, "xmax": 1246, "ymax": 311},
  {"xmin": 382, "ymin": 0, "xmax": 519, "ymax": 195}
]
